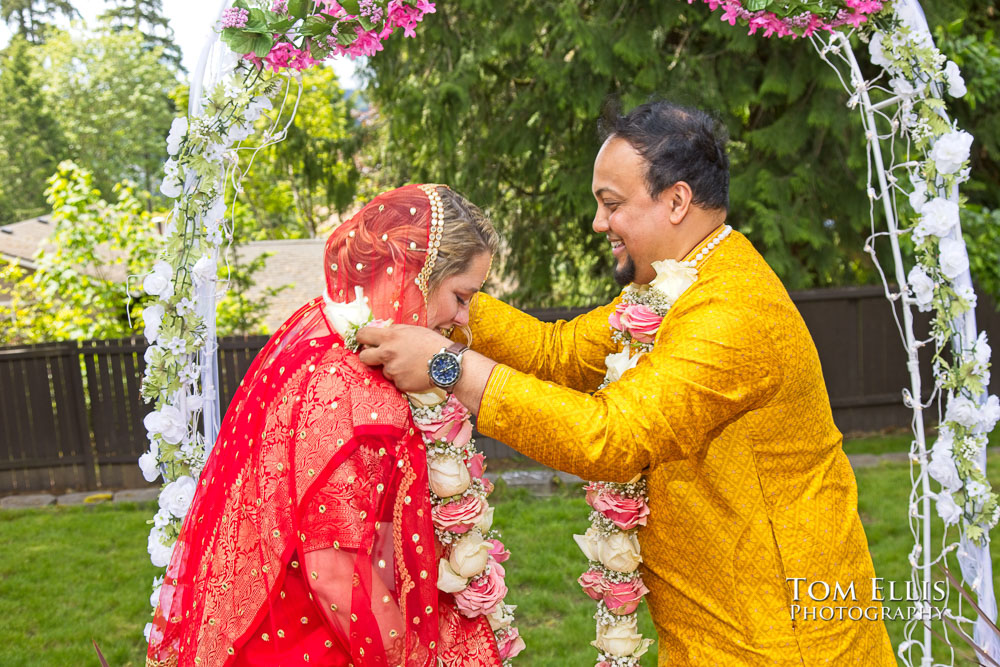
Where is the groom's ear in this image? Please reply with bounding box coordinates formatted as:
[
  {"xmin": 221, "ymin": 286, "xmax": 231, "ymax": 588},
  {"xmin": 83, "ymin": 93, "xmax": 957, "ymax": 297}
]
[{"xmin": 664, "ymin": 181, "xmax": 693, "ymax": 225}]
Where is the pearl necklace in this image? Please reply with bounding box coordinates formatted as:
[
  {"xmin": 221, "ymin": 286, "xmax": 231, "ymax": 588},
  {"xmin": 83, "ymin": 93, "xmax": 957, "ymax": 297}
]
[{"xmin": 680, "ymin": 224, "xmax": 732, "ymax": 269}]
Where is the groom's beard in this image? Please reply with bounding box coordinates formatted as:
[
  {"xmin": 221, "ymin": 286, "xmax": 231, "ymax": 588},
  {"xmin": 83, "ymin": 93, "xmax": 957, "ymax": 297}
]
[{"xmin": 613, "ymin": 254, "xmax": 636, "ymax": 286}]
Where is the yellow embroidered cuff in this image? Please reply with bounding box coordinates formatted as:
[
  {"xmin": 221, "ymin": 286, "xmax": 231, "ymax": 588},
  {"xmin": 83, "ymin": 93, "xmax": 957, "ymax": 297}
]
[{"xmin": 477, "ymin": 364, "xmax": 514, "ymax": 433}]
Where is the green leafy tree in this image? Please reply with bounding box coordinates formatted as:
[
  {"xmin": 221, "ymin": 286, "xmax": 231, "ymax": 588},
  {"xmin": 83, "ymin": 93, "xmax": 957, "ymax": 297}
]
[
  {"xmin": 0, "ymin": 0, "xmax": 76, "ymax": 43},
  {"xmin": 235, "ymin": 65, "xmax": 363, "ymax": 240},
  {"xmin": 0, "ymin": 161, "xmax": 159, "ymax": 344},
  {"xmin": 0, "ymin": 35, "xmax": 66, "ymax": 223},
  {"xmin": 99, "ymin": 0, "xmax": 183, "ymax": 72},
  {"xmin": 39, "ymin": 25, "xmax": 179, "ymax": 202},
  {"xmin": 363, "ymin": 1, "xmax": 1000, "ymax": 307}
]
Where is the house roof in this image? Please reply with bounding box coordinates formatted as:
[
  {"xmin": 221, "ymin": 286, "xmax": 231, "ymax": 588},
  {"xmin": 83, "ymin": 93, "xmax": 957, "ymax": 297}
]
[
  {"xmin": 0, "ymin": 216, "xmax": 53, "ymax": 270},
  {"xmin": 233, "ymin": 239, "xmax": 327, "ymax": 333},
  {"xmin": 1, "ymin": 214, "xmax": 331, "ymax": 334}
]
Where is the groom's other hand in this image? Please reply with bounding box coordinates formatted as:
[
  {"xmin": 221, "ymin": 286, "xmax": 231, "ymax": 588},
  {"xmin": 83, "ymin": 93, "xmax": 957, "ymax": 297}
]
[{"xmin": 357, "ymin": 324, "xmax": 446, "ymax": 392}]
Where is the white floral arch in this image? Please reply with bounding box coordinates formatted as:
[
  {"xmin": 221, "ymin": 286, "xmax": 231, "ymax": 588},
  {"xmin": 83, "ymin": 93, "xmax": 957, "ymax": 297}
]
[{"xmin": 137, "ymin": 1, "xmax": 998, "ymax": 664}]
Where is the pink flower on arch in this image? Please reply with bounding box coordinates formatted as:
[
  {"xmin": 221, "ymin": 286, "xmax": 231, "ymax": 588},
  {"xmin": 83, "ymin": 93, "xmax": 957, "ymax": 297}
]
[
  {"xmin": 264, "ymin": 42, "xmax": 319, "ymax": 72},
  {"xmin": 331, "ymin": 27, "xmax": 385, "ymax": 59},
  {"xmin": 843, "ymin": 10, "xmax": 871, "ymax": 29}
]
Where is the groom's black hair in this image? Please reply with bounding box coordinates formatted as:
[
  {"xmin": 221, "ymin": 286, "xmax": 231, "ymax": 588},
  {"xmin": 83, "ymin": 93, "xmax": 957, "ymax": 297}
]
[{"xmin": 599, "ymin": 98, "xmax": 730, "ymax": 212}]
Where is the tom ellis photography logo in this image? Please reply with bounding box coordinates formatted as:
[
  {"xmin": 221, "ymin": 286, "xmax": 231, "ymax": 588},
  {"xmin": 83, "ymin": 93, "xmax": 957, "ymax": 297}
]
[{"xmin": 787, "ymin": 578, "xmax": 949, "ymax": 622}]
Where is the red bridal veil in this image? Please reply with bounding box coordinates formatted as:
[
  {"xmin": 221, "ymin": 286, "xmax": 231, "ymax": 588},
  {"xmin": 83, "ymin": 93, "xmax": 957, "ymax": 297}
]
[{"xmin": 147, "ymin": 184, "xmax": 500, "ymax": 667}]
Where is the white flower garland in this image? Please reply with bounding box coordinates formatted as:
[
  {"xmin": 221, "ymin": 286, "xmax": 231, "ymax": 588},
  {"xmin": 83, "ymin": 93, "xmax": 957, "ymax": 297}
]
[
  {"xmin": 140, "ymin": 55, "xmax": 294, "ymax": 632},
  {"xmin": 577, "ymin": 229, "xmax": 728, "ymax": 666}
]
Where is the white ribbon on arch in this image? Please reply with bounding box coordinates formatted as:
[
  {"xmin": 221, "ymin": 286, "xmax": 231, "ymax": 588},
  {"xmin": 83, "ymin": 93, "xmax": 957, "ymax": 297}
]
[{"xmin": 186, "ymin": 0, "xmax": 232, "ymax": 457}]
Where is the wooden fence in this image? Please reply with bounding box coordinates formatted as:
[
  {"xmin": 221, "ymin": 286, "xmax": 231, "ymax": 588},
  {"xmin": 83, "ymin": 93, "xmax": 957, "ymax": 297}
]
[{"xmin": 1, "ymin": 286, "xmax": 998, "ymax": 494}]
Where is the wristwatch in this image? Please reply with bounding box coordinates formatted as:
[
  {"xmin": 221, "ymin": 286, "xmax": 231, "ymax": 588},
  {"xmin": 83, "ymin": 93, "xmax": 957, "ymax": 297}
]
[{"xmin": 428, "ymin": 342, "xmax": 468, "ymax": 391}]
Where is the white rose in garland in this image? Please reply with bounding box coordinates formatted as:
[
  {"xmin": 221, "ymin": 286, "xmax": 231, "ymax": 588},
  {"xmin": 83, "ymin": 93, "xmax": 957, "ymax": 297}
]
[
  {"xmin": 166, "ymin": 117, "xmax": 187, "ymax": 156},
  {"xmin": 594, "ymin": 614, "xmax": 651, "ymax": 660},
  {"xmin": 928, "ymin": 442, "xmax": 962, "ymax": 493},
  {"xmin": 944, "ymin": 60, "xmax": 967, "ymax": 98},
  {"xmin": 144, "ymin": 404, "xmax": 187, "ymax": 445},
  {"xmin": 906, "ymin": 265, "xmax": 935, "ymax": 312},
  {"xmin": 913, "ymin": 197, "xmax": 959, "ymax": 242},
  {"xmin": 142, "ymin": 304, "xmax": 165, "ymax": 344},
  {"xmin": 138, "ymin": 443, "xmax": 161, "ymax": 483},
  {"xmin": 191, "ymin": 255, "xmax": 216, "ymax": 286},
  {"xmin": 450, "ymin": 531, "xmax": 492, "ymax": 578},
  {"xmin": 438, "ymin": 559, "xmax": 470, "ymax": 594},
  {"xmin": 935, "ymin": 491, "xmax": 963, "ymax": 526},
  {"xmin": 428, "ymin": 453, "xmax": 472, "ymax": 498},
  {"xmin": 938, "ymin": 237, "xmax": 970, "ymax": 280},
  {"xmin": 596, "ymin": 531, "xmax": 642, "ymax": 573},
  {"xmin": 143, "ymin": 260, "xmax": 175, "ymax": 298},
  {"xmin": 147, "ymin": 526, "xmax": 174, "ymax": 568}
]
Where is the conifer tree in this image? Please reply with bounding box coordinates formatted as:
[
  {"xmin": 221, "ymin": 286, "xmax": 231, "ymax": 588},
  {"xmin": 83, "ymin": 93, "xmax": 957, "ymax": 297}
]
[
  {"xmin": 0, "ymin": 0, "xmax": 76, "ymax": 44},
  {"xmin": 100, "ymin": 0, "xmax": 183, "ymax": 71},
  {"xmin": 0, "ymin": 35, "xmax": 66, "ymax": 223}
]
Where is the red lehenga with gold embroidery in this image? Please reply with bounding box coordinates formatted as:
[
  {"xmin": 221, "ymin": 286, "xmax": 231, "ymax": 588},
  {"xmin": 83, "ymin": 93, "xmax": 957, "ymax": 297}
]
[{"xmin": 147, "ymin": 185, "xmax": 502, "ymax": 667}]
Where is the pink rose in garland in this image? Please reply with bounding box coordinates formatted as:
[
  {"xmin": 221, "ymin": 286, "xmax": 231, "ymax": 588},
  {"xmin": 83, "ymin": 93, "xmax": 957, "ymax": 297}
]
[
  {"xmin": 454, "ymin": 560, "xmax": 508, "ymax": 617},
  {"xmin": 433, "ymin": 494, "xmax": 487, "ymax": 534},
  {"xmin": 607, "ymin": 301, "xmax": 627, "ymax": 331},
  {"xmin": 486, "ymin": 538, "xmax": 510, "ymax": 563},
  {"xmin": 497, "ymin": 626, "xmax": 526, "ymax": 660},
  {"xmin": 618, "ymin": 304, "xmax": 662, "ymax": 343},
  {"xmin": 415, "ymin": 395, "xmax": 473, "ymax": 446},
  {"xmin": 466, "ymin": 451, "xmax": 486, "ymax": 479},
  {"xmin": 577, "ymin": 569, "xmax": 606, "ymax": 601},
  {"xmin": 603, "ymin": 578, "xmax": 650, "ymax": 615},
  {"xmin": 586, "ymin": 483, "xmax": 650, "ymax": 530}
]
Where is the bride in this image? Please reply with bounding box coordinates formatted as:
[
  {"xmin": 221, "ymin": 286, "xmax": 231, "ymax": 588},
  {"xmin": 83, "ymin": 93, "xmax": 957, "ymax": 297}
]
[{"xmin": 146, "ymin": 184, "xmax": 519, "ymax": 667}]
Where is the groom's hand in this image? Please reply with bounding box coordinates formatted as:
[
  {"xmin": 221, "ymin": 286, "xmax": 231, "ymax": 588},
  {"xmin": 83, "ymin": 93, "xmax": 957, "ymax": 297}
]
[{"xmin": 357, "ymin": 324, "xmax": 449, "ymax": 392}]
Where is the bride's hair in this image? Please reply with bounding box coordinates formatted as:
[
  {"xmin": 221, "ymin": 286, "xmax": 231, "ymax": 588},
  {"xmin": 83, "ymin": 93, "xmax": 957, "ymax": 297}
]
[{"xmin": 429, "ymin": 186, "xmax": 500, "ymax": 291}]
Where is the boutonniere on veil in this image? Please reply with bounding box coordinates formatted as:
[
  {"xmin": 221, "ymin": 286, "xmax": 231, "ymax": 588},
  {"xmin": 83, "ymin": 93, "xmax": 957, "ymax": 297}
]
[{"xmin": 322, "ymin": 286, "xmax": 375, "ymax": 352}]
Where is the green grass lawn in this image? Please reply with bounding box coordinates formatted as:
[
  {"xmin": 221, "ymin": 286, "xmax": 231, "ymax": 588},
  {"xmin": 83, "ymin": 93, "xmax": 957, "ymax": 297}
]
[
  {"xmin": 842, "ymin": 426, "xmax": 1000, "ymax": 457},
  {"xmin": 1, "ymin": 445, "xmax": 998, "ymax": 666}
]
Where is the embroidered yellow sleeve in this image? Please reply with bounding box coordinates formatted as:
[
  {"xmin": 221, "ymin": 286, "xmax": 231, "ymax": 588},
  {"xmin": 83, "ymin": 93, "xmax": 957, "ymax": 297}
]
[
  {"xmin": 476, "ymin": 291, "xmax": 780, "ymax": 482},
  {"xmin": 460, "ymin": 293, "xmax": 619, "ymax": 393}
]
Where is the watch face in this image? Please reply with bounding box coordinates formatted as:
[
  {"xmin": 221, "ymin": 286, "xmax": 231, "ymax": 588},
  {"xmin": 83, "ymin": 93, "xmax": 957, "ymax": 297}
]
[{"xmin": 430, "ymin": 352, "xmax": 462, "ymax": 387}]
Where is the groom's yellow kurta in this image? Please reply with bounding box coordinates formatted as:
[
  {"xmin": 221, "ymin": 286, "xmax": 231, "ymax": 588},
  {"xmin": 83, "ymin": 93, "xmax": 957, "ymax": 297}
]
[{"xmin": 468, "ymin": 231, "xmax": 895, "ymax": 666}]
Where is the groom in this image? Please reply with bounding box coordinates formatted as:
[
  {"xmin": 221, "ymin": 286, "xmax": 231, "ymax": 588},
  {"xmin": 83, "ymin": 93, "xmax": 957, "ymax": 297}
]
[{"xmin": 358, "ymin": 100, "xmax": 896, "ymax": 665}]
